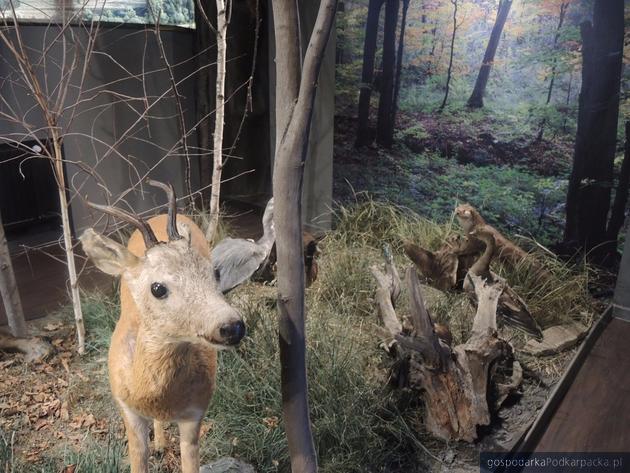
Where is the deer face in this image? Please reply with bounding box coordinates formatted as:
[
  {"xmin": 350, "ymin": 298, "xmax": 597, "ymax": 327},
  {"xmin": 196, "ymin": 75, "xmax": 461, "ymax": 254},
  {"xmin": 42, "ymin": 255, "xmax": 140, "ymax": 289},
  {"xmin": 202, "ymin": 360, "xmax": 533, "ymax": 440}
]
[
  {"xmin": 80, "ymin": 181, "xmax": 245, "ymax": 349},
  {"xmin": 81, "ymin": 228, "xmax": 245, "ymax": 348}
]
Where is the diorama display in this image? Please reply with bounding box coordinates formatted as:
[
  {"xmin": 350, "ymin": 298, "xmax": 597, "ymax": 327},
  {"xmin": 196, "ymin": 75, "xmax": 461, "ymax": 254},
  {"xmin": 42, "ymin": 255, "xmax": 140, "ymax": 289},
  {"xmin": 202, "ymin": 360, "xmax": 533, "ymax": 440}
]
[{"xmin": 0, "ymin": 0, "xmax": 628, "ymax": 472}]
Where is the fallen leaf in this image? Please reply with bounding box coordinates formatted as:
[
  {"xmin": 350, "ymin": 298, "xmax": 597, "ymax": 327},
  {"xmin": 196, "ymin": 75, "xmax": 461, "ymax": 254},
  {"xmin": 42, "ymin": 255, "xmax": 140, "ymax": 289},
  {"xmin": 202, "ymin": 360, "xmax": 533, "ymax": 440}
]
[
  {"xmin": 84, "ymin": 413, "xmax": 96, "ymax": 428},
  {"xmin": 60, "ymin": 401, "xmax": 70, "ymax": 421},
  {"xmin": 34, "ymin": 419, "xmax": 51, "ymax": 431},
  {"xmin": 44, "ymin": 322, "xmax": 64, "ymax": 331}
]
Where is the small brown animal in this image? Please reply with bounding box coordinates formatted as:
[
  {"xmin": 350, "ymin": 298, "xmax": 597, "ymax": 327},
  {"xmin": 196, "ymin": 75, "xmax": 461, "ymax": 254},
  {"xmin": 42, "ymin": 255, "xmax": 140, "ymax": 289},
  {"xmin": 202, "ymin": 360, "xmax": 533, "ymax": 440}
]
[
  {"xmin": 81, "ymin": 181, "xmax": 245, "ymax": 473},
  {"xmin": 455, "ymin": 203, "xmax": 548, "ymax": 277}
]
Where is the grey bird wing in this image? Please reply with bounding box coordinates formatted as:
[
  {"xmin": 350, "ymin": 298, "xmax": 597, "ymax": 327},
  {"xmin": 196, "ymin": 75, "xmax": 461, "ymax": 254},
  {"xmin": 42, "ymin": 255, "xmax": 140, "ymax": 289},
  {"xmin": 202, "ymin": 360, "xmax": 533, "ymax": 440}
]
[{"xmin": 212, "ymin": 238, "xmax": 266, "ymax": 293}]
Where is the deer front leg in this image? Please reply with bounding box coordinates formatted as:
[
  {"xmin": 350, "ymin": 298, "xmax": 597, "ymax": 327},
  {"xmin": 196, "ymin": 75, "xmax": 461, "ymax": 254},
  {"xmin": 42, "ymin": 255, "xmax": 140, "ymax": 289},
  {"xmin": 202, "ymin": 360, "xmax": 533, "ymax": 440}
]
[
  {"xmin": 119, "ymin": 404, "xmax": 150, "ymax": 473},
  {"xmin": 178, "ymin": 418, "xmax": 202, "ymax": 473},
  {"xmin": 153, "ymin": 420, "xmax": 168, "ymax": 452}
]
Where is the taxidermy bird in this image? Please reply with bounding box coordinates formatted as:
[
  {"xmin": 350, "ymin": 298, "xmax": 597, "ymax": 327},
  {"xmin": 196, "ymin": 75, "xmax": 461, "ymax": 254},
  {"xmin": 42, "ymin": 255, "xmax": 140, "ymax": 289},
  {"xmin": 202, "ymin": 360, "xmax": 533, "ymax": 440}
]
[
  {"xmin": 463, "ymin": 228, "xmax": 543, "ymax": 340},
  {"xmin": 455, "ymin": 203, "xmax": 549, "ymax": 280},
  {"xmin": 403, "ymin": 241, "xmax": 458, "ymax": 291},
  {"xmin": 212, "ymin": 198, "xmax": 275, "ymax": 294},
  {"xmin": 403, "ymin": 235, "xmax": 482, "ymax": 291}
]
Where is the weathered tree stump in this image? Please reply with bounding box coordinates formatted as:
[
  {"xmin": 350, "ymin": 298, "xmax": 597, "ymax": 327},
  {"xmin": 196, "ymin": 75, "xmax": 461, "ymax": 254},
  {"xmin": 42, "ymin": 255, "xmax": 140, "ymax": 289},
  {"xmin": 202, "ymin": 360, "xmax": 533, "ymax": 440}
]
[{"xmin": 371, "ymin": 255, "xmax": 521, "ymax": 442}]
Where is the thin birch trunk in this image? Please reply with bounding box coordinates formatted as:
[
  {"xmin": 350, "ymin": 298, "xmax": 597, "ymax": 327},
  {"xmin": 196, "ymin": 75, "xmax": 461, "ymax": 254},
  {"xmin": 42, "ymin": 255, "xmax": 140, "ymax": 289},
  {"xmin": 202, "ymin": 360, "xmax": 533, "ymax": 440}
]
[
  {"xmin": 206, "ymin": 0, "xmax": 228, "ymax": 243},
  {"xmin": 0, "ymin": 209, "xmax": 28, "ymax": 338},
  {"xmin": 51, "ymin": 130, "xmax": 86, "ymax": 354}
]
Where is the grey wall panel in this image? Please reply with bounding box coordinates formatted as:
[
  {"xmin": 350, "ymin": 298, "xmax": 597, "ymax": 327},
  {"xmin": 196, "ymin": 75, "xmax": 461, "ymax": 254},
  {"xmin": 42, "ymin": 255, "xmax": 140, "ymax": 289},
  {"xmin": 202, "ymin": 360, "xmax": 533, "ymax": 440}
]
[{"xmin": 0, "ymin": 25, "xmax": 197, "ymax": 234}]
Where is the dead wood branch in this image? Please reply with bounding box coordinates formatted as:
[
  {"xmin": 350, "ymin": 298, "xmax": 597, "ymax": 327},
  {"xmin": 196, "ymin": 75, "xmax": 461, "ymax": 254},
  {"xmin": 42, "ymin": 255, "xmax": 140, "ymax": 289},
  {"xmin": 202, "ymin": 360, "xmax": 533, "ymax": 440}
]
[
  {"xmin": 371, "ymin": 253, "xmax": 521, "ymax": 442},
  {"xmin": 0, "ymin": 209, "xmax": 27, "ymax": 338},
  {"xmin": 0, "ymin": 328, "xmax": 53, "ymax": 363}
]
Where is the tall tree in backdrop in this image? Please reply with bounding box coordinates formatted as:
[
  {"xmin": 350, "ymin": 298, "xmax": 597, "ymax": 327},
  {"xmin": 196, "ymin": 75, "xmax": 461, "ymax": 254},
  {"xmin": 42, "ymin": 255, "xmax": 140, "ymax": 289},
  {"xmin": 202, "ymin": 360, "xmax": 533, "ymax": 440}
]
[
  {"xmin": 356, "ymin": 0, "xmax": 385, "ymax": 146},
  {"xmin": 467, "ymin": 0, "xmax": 513, "ymax": 108},
  {"xmin": 439, "ymin": 0, "xmax": 459, "ymax": 111},
  {"xmin": 536, "ymin": 0, "xmax": 570, "ymax": 142},
  {"xmin": 392, "ymin": 0, "xmax": 411, "ymax": 141},
  {"xmin": 376, "ymin": 0, "xmax": 400, "ymax": 147},
  {"xmin": 563, "ymin": 0, "xmax": 625, "ymax": 261}
]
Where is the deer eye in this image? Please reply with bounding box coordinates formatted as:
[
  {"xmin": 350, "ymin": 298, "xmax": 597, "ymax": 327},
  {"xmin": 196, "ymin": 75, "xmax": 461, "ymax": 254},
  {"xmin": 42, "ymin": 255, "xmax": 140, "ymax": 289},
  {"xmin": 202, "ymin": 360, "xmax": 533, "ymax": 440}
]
[
  {"xmin": 214, "ymin": 268, "xmax": 221, "ymax": 282},
  {"xmin": 151, "ymin": 282, "xmax": 168, "ymax": 299}
]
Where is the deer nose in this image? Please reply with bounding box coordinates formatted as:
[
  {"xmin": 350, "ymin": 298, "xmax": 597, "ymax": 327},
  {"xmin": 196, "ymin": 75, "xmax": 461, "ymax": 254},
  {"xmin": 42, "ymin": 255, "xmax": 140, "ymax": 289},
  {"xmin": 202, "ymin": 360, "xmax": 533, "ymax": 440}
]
[{"xmin": 219, "ymin": 320, "xmax": 246, "ymax": 345}]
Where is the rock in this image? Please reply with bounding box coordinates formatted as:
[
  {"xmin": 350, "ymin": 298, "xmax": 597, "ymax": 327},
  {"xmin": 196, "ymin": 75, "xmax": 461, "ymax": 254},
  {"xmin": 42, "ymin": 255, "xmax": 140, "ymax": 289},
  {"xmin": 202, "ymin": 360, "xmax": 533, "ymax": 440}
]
[
  {"xmin": 200, "ymin": 458, "xmax": 256, "ymax": 473},
  {"xmin": 521, "ymin": 322, "xmax": 588, "ymax": 356}
]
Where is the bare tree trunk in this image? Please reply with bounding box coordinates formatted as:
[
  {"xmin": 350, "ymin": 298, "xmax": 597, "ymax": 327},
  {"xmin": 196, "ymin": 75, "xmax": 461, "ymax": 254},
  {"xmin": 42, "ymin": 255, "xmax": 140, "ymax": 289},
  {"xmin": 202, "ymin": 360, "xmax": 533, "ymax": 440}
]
[
  {"xmin": 606, "ymin": 121, "xmax": 630, "ymax": 245},
  {"xmin": 272, "ymin": 0, "xmax": 301, "ymax": 152},
  {"xmin": 195, "ymin": 0, "xmax": 213, "ymax": 202},
  {"xmin": 562, "ymin": 71, "xmax": 573, "ymax": 134},
  {"xmin": 392, "ymin": 0, "xmax": 410, "ymax": 137},
  {"xmin": 206, "ymin": 0, "xmax": 228, "ymax": 243},
  {"xmin": 50, "ymin": 131, "xmax": 86, "ymax": 354},
  {"xmin": 563, "ymin": 0, "xmax": 624, "ymax": 259},
  {"xmin": 376, "ymin": 0, "xmax": 399, "ymax": 148},
  {"xmin": 0, "ymin": 210, "xmax": 27, "ymax": 338},
  {"xmin": 466, "ymin": 0, "xmax": 513, "ymax": 109},
  {"xmin": 0, "ymin": 8, "xmax": 87, "ymax": 353},
  {"xmin": 439, "ymin": 0, "xmax": 458, "ymax": 111},
  {"xmin": 271, "ymin": 1, "xmax": 337, "ymax": 472},
  {"xmin": 536, "ymin": 1, "xmax": 569, "ymax": 142},
  {"xmin": 356, "ymin": 0, "xmax": 385, "ymax": 147}
]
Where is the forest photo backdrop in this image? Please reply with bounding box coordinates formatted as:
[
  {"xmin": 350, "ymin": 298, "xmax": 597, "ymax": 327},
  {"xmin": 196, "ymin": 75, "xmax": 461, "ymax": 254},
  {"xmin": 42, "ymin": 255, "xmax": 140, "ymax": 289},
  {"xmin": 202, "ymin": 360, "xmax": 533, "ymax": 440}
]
[{"xmin": 334, "ymin": 0, "xmax": 629, "ymax": 263}]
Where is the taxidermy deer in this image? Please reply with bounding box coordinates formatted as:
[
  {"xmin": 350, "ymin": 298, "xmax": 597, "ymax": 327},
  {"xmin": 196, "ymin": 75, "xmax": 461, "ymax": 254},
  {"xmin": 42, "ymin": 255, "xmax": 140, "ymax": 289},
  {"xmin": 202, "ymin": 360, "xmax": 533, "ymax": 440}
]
[{"xmin": 80, "ymin": 181, "xmax": 245, "ymax": 473}]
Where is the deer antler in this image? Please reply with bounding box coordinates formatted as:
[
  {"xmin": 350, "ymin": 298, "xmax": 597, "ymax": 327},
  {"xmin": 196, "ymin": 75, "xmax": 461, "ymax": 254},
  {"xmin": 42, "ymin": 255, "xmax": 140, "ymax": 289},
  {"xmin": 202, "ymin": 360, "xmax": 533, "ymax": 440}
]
[
  {"xmin": 147, "ymin": 180, "xmax": 182, "ymax": 241},
  {"xmin": 86, "ymin": 201, "xmax": 159, "ymax": 249}
]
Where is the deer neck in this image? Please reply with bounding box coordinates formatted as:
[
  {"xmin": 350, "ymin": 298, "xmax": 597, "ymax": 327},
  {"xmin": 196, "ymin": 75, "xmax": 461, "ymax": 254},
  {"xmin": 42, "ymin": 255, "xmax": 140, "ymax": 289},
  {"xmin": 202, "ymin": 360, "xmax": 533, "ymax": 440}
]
[{"xmin": 129, "ymin": 329, "xmax": 208, "ymax": 390}]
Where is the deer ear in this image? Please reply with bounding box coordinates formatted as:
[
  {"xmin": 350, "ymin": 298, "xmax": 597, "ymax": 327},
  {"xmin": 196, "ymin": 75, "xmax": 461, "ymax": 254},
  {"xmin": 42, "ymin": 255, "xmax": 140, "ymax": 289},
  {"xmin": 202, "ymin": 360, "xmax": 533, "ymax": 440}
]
[{"xmin": 80, "ymin": 228, "xmax": 140, "ymax": 276}]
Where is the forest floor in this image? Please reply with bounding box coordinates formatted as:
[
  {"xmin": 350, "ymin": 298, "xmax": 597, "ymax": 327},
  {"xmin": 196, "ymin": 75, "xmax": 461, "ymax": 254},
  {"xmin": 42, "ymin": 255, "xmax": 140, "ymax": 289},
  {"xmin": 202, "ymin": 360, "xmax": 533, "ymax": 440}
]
[
  {"xmin": 333, "ymin": 108, "xmax": 575, "ymax": 246},
  {"xmin": 1, "ymin": 202, "xmax": 601, "ymax": 473}
]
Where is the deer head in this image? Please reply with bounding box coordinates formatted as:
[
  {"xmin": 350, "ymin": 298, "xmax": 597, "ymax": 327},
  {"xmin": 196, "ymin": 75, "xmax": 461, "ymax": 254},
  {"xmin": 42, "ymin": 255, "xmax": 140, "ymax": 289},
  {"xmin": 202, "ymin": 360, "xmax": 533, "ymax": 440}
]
[{"xmin": 80, "ymin": 181, "xmax": 245, "ymax": 348}]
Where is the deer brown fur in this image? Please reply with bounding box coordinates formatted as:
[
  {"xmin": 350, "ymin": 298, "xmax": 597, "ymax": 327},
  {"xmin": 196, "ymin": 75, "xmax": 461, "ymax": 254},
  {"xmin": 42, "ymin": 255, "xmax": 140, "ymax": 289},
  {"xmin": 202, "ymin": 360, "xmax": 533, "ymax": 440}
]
[{"xmin": 81, "ymin": 185, "xmax": 245, "ymax": 473}]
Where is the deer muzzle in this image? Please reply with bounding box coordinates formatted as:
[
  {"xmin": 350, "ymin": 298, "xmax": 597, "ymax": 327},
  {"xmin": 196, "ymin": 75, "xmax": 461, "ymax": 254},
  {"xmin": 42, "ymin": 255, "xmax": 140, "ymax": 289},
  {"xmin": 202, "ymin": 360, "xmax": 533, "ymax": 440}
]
[{"xmin": 213, "ymin": 319, "xmax": 246, "ymax": 346}]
